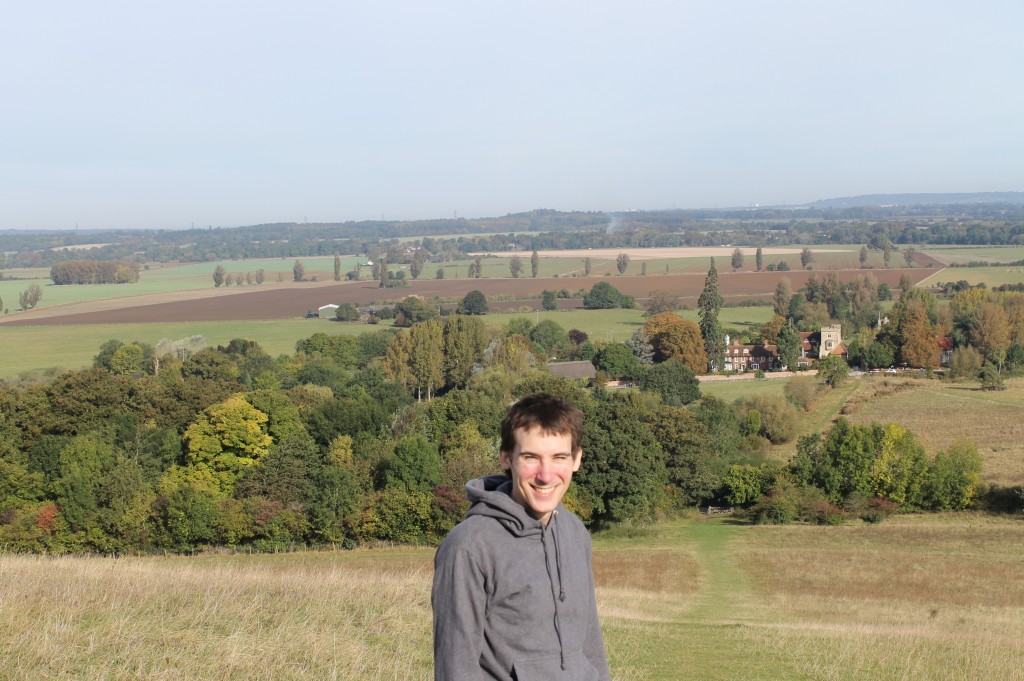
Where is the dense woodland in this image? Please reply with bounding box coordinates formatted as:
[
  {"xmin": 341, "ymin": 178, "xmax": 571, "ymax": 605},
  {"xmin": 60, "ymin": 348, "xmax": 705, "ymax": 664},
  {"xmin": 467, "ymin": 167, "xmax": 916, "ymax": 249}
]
[
  {"xmin": 3, "ymin": 200, "xmax": 1024, "ymax": 270},
  {"xmin": 3, "ymin": 273, "xmax": 1023, "ymax": 554}
]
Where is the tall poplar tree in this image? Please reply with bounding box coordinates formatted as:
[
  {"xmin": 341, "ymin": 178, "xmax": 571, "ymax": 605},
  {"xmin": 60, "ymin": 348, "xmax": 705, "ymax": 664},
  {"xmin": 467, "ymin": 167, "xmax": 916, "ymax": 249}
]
[
  {"xmin": 698, "ymin": 259, "xmax": 724, "ymax": 373},
  {"xmin": 531, "ymin": 250, "xmax": 540, "ymax": 278},
  {"xmin": 333, "ymin": 254, "xmax": 341, "ymax": 281},
  {"xmin": 755, "ymin": 247, "xmax": 763, "ymax": 272}
]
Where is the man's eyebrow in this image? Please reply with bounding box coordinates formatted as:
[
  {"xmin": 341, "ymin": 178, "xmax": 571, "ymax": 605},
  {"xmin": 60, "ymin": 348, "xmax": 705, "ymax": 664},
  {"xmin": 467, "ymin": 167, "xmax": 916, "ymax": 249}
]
[{"xmin": 518, "ymin": 450, "xmax": 574, "ymax": 456}]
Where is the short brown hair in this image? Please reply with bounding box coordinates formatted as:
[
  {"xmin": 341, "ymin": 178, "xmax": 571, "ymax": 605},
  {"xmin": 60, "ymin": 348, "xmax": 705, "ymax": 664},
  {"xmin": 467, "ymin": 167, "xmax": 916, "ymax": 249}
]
[{"xmin": 500, "ymin": 393, "xmax": 583, "ymax": 455}]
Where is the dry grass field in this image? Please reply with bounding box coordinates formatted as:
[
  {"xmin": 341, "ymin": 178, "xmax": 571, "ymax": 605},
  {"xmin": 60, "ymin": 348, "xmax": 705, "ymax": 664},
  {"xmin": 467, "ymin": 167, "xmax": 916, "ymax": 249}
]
[
  {"xmin": 841, "ymin": 375, "xmax": 1024, "ymax": 487},
  {"xmin": 735, "ymin": 514, "xmax": 1024, "ymax": 681},
  {"xmin": 2, "ymin": 515, "xmax": 1021, "ymax": 680}
]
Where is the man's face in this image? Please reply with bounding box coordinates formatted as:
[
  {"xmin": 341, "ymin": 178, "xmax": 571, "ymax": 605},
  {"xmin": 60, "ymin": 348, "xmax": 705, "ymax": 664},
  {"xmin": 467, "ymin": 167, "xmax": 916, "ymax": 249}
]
[{"xmin": 500, "ymin": 427, "xmax": 581, "ymax": 525}]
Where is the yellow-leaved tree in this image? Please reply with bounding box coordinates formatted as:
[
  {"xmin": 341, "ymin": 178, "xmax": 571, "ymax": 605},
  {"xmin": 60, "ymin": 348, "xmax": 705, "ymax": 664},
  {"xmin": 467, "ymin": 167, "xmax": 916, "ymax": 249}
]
[{"xmin": 179, "ymin": 394, "xmax": 273, "ymax": 495}]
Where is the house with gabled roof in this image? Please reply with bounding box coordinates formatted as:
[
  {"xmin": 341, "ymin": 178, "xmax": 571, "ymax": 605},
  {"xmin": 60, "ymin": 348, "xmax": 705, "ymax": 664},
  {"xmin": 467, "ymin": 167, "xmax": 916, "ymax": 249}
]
[{"xmin": 723, "ymin": 335, "xmax": 779, "ymax": 372}]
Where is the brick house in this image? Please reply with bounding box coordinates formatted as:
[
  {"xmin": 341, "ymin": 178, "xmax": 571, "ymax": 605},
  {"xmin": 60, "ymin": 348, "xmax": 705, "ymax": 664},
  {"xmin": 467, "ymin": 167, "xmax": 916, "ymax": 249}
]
[{"xmin": 722, "ymin": 335, "xmax": 779, "ymax": 372}]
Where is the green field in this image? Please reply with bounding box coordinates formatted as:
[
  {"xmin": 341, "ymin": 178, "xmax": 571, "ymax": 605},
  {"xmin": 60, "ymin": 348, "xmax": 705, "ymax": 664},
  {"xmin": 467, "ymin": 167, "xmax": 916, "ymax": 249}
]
[
  {"xmin": 699, "ymin": 377, "xmax": 789, "ymax": 403},
  {"xmin": 0, "ymin": 306, "xmax": 777, "ymax": 378},
  {"xmin": 0, "ymin": 256, "xmax": 364, "ymax": 313},
  {"xmin": 919, "ymin": 244, "xmax": 1024, "ymax": 264},
  {"xmin": 3, "ymin": 514, "xmax": 1021, "ymax": 680},
  {"xmin": 0, "ymin": 318, "xmax": 392, "ymax": 379},
  {"xmin": 917, "ymin": 265, "xmax": 1024, "ymax": 289}
]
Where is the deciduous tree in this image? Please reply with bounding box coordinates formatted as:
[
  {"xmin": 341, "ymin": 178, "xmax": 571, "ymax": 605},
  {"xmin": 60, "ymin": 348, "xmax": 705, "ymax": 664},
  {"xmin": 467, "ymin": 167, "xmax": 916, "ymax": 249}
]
[
  {"xmin": 801, "ymin": 248, "xmax": 813, "ymax": 270},
  {"xmin": 643, "ymin": 312, "xmax": 706, "ymax": 373},
  {"xmin": 644, "ymin": 290, "xmax": 680, "ymax": 317},
  {"xmin": 899, "ymin": 301, "xmax": 939, "ymax": 369},
  {"xmin": 616, "ymin": 252, "xmax": 630, "ymax": 275},
  {"xmin": 182, "ymin": 394, "xmax": 273, "ymax": 495},
  {"xmin": 19, "ymin": 284, "xmax": 42, "ymax": 310},
  {"xmin": 817, "ymin": 355, "xmax": 849, "ymax": 387},
  {"xmin": 731, "ymin": 248, "xmax": 744, "ymax": 272},
  {"xmin": 457, "ymin": 290, "xmax": 488, "ymax": 315},
  {"xmin": 509, "ymin": 255, "xmax": 523, "ymax": 278},
  {"xmin": 638, "ymin": 358, "xmax": 700, "ymax": 406}
]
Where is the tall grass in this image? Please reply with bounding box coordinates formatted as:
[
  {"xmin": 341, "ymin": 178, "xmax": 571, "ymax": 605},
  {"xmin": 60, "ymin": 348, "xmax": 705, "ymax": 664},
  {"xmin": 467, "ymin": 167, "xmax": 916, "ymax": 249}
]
[
  {"xmin": 735, "ymin": 514, "xmax": 1024, "ymax": 681},
  {"xmin": 5, "ymin": 515, "xmax": 1020, "ymax": 679}
]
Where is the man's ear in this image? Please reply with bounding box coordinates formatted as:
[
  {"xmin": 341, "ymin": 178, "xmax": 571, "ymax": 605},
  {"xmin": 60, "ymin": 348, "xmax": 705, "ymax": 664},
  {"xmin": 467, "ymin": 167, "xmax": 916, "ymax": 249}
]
[
  {"xmin": 571, "ymin": 448, "xmax": 583, "ymax": 472},
  {"xmin": 499, "ymin": 450, "xmax": 512, "ymax": 471}
]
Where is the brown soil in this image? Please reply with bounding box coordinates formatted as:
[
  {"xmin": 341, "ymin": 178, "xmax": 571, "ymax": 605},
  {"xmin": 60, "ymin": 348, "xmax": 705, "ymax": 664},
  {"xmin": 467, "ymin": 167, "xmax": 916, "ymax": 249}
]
[{"xmin": 0, "ymin": 266, "xmax": 941, "ymax": 326}]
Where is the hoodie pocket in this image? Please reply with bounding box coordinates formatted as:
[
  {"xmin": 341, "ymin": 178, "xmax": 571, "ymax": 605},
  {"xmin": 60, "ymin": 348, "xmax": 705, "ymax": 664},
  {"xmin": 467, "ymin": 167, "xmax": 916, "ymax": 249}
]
[{"xmin": 512, "ymin": 650, "xmax": 599, "ymax": 680}]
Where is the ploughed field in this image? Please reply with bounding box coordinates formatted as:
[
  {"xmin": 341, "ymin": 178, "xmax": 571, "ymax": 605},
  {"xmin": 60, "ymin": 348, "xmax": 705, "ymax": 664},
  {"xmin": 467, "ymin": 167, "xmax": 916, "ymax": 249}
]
[{"xmin": 0, "ymin": 267, "xmax": 934, "ymax": 326}]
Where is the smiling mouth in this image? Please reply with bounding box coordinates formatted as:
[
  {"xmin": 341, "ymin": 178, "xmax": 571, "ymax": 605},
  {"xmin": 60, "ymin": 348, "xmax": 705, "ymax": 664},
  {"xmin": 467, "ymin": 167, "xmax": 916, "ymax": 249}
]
[{"xmin": 532, "ymin": 485, "xmax": 558, "ymax": 495}]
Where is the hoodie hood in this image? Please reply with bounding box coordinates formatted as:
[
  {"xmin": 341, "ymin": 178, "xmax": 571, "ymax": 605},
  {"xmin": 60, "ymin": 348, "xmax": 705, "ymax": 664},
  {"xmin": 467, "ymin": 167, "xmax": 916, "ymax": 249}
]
[{"xmin": 465, "ymin": 474, "xmax": 548, "ymax": 538}]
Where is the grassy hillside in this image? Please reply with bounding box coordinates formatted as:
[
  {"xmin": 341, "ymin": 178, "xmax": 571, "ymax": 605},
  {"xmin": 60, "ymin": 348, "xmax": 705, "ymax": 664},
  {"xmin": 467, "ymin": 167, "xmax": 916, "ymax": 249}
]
[
  {"xmin": 842, "ymin": 375, "xmax": 1024, "ymax": 486},
  {"xmin": 3, "ymin": 514, "xmax": 1021, "ymax": 680}
]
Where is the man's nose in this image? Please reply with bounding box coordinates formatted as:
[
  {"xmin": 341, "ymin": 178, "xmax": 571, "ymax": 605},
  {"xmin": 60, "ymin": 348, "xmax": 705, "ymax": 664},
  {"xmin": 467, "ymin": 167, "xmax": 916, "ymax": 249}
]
[{"xmin": 535, "ymin": 461, "xmax": 553, "ymax": 480}]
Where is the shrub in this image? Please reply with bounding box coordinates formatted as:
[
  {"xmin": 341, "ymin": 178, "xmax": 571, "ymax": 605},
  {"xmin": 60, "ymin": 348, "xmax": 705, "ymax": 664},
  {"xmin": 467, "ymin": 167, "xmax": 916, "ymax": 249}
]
[
  {"xmin": 923, "ymin": 440, "xmax": 982, "ymax": 510},
  {"xmin": 541, "ymin": 290, "xmax": 557, "ymax": 311},
  {"xmin": 949, "ymin": 346, "xmax": 983, "ymax": 380},
  {"xmin": 750, "ymin": 485, "xmax": 799, "ymax": 524},
  {"xmin": 784, "ymin": 375, "xmax": 821, "ymax": 411},
  {"xmin": 845, "ymin": 493, "xmax": 899, "ymax": 523},
  {"xmin": 733, "ymin": 395, "xmax": 798, "ymax": 444},
  {"xmin": 796, "ymin": 486, "xmax": 846, "ymax": 525}
]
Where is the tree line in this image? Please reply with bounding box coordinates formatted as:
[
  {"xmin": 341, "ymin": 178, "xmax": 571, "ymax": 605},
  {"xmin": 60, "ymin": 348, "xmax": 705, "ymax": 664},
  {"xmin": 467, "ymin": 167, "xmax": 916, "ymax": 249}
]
[
  {"xmin": 50, "ymin": 260, "xmax": 140, "ymax": 285},
  {"xmin": 5, "ymin": 202, "xmax": 1024, "ymax": 269}
]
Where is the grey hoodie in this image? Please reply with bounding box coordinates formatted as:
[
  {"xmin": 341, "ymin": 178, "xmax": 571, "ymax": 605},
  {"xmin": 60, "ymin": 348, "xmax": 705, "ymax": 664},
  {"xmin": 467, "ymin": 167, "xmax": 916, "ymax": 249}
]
[{"xmin": 432, "ymin": 475, "xmax": 610, "ymax": 681}]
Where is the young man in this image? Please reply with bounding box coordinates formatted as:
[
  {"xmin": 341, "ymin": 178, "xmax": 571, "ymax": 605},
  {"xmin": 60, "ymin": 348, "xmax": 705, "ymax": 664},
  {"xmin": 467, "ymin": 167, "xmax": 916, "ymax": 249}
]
[{"xmin": 432, "ymin": 392, "xmax": 610, "ymax": 681}]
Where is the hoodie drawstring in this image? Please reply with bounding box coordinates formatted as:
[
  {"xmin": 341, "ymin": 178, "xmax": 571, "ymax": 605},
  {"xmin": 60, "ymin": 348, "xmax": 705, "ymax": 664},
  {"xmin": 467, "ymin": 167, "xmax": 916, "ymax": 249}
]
[{"xmin": 543, "ymin": 512, "xmax": 567, "ymax": 671}]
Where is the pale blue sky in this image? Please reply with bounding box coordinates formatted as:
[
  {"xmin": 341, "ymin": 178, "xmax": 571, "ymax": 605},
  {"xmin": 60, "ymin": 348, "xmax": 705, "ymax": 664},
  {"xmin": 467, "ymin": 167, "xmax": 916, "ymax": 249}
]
[{"xmin": 2, "ymin": 1, "xmax": 1022, "ymax": 230}]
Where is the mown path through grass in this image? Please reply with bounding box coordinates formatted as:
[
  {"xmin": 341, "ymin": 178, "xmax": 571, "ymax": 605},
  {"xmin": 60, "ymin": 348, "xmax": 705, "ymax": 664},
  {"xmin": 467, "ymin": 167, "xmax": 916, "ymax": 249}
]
[{"xmin": 611, "ymin": 517, "xmax": 813, "ymax": 680}]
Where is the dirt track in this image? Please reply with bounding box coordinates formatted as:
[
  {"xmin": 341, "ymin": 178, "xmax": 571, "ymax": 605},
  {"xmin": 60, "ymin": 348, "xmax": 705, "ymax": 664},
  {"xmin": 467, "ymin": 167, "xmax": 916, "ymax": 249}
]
[{"xmin": 0, "ymin": 267, "xmax": 939, "ymax": 326}]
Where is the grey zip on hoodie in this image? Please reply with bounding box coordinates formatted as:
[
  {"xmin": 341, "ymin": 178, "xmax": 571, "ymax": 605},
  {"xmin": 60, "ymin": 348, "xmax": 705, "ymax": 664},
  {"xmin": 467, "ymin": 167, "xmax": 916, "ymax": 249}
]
[{"xmin": 432, "ymin": 475, "xmax": 610, "ymax": 681}]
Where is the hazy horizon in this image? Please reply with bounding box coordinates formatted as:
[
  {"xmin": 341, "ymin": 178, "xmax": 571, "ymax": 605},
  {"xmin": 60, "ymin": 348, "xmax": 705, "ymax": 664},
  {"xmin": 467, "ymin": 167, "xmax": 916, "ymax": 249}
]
[{"xmin": 3, "ymin": 1, "xmax": 1023, "ymax": 231}]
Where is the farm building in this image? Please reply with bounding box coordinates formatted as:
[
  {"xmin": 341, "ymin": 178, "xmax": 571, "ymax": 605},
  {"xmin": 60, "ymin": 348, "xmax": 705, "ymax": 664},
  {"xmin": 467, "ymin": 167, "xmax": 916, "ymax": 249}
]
[
  {"xmin": 318, "ymin": 304, "xmax": 339, "ymax": 319},
  {"xmin": 546, "ymin": 360, "xmax": 596, "ymax": 383}
]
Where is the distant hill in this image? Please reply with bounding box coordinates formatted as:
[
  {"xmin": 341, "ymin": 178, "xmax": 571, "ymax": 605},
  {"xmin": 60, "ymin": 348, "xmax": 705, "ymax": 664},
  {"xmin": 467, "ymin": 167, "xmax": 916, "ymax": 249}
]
[{"xmin": 808, "ymin": 192, "xmax": 1024, "ymax": 209}]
